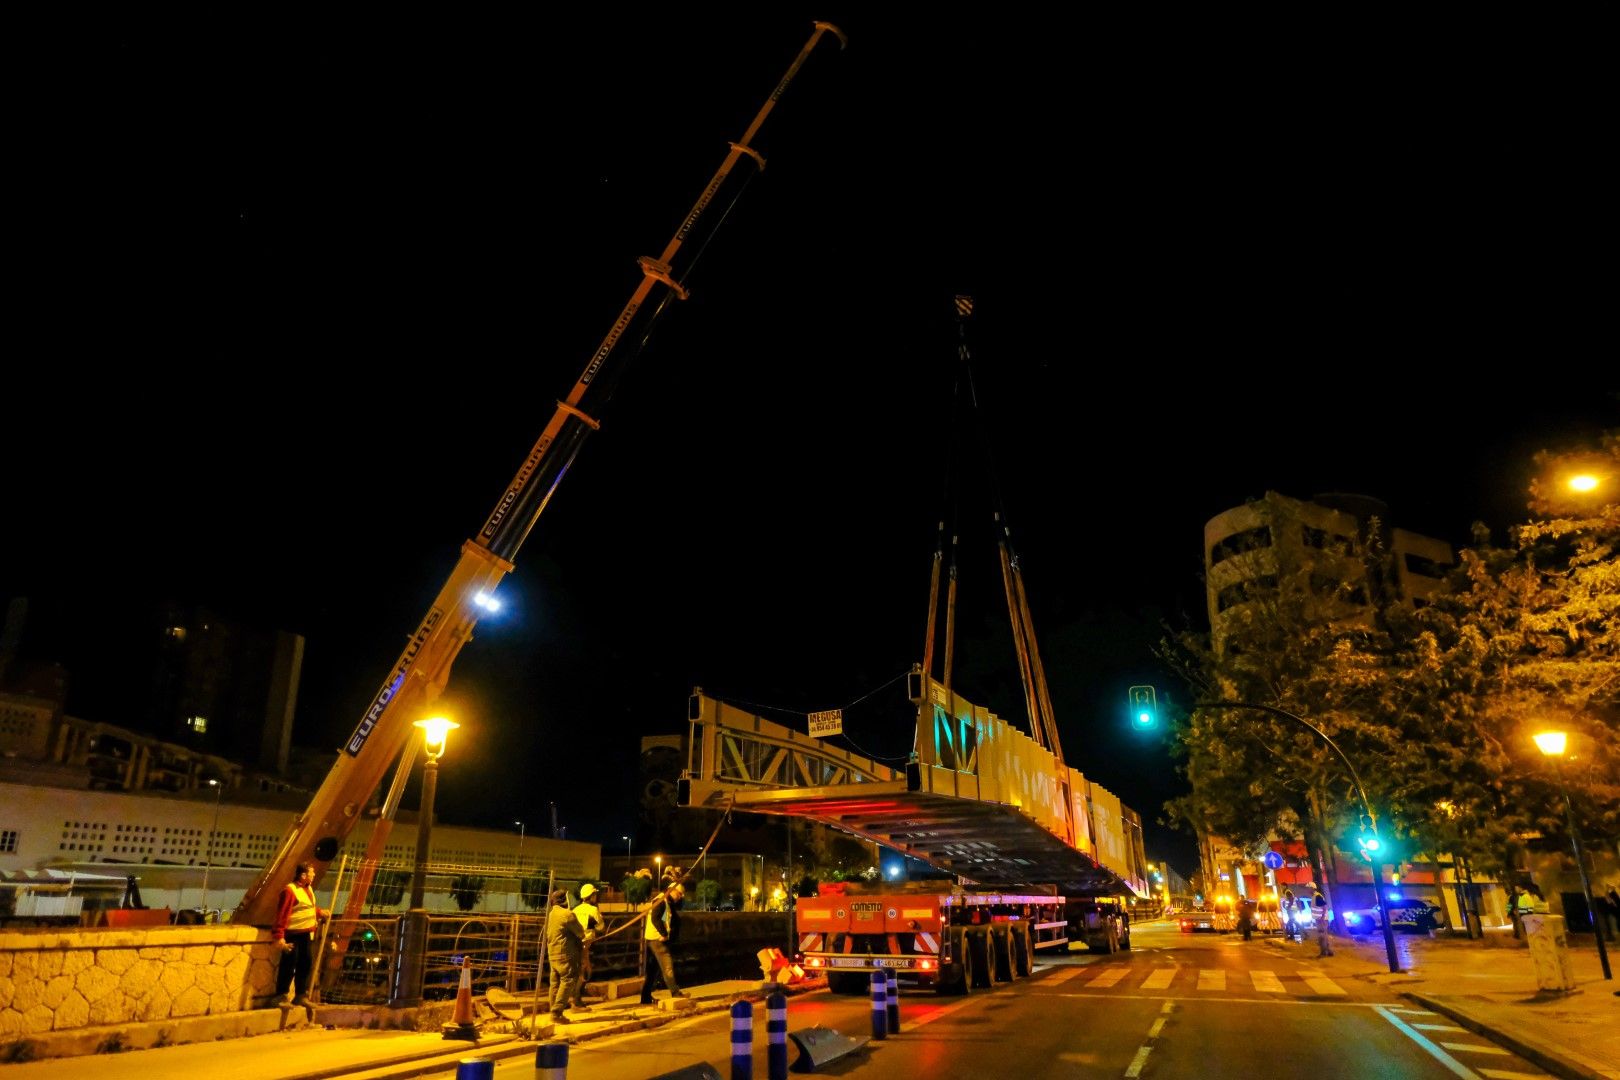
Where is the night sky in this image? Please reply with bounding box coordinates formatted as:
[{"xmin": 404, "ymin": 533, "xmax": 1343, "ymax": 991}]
[{"xmin": 5, "ymin": 12, "xmax": 1612, "ymax": 873}]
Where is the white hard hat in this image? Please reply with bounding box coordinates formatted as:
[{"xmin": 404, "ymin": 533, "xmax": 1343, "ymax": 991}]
[{"xmin": 579, "ymin": 883, "xmax": 598, "ymax": 900}]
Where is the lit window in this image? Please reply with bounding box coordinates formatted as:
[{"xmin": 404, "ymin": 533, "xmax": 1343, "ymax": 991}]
[{"xmin": 187, "ymin": 716, "xmax": 208, "ymax": 733}]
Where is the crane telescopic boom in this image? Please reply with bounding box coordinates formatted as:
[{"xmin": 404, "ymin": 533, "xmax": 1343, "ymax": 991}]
[{"xmin": 236, "ymin": 20, "xmax": 847, "ymax": 926}]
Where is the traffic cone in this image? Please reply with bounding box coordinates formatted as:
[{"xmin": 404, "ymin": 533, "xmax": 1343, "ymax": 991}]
[{"xmin": 442, "ymin": 956, "xmax": 479, "ymax": 1041}]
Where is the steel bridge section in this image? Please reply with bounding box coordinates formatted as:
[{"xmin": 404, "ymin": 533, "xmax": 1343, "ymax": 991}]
[{"xmin": 678, "ymin": 678, "xmax": 1133, "ymax": 896}]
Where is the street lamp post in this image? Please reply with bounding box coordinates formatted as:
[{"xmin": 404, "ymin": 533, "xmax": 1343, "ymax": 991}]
[
  {"xmin": 393, "ymin": 716, "xmax": 459, "ymax": 1007},
  {"xmin": 623, "ymin": 835, "xmax": 632, "ymax": 875},
  {"xmin": 512, "ymin": 821, "xmax": 525, "ymax": 914},
  {"xmin": 1196, "ymin": 700, "xmax": 1401, "ymax": 974},
  {"xmin": 200, "ymin": 779, "xmax": 223, "ymax": 918},
  {"xmin": 1534, "ymin": 730, "xmax": 1612, "ymax": 980}
]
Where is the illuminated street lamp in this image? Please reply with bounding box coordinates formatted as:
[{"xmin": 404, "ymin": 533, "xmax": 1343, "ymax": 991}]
[
  {"xmin": 408, "ymin": 717, "xmax": 458, "ymax": 910},
  {"xmin": 393, "ymin": 716, "xmax": 458, "ymax": 1008},
  {"xmin": 750, "ymin": 884, "xmax": 761, "ymax": 911},
  {"xmin": 199, "ymin": 779, "xmax": 223, "ymax": 918},
  {"xmin": 1534, "ymin": 730, "xmax": 1611, "ymax": 980}
]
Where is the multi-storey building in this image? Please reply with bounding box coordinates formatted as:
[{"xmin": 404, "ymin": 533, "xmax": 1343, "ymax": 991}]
[{"xmin": 1204, "ymin": 491, "xmax": 1455, "ymax": 652}]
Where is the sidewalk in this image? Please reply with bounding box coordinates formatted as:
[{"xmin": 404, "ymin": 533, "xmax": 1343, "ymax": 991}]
[
  {"xmin": 0, "ymin": 978, "xmax": 822, "ymax": 1080},
  {"xmin": 1265, "ymin": 927, "xmax": 1619, "ymax": 1080}
]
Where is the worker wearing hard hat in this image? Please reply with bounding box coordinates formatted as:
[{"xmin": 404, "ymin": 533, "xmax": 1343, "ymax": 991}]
[{"xmin": 571, "ymin": 883, "xmax": 605, "ymax": 1010}]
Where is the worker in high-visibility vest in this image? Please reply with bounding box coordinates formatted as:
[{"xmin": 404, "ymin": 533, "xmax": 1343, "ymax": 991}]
[{"xmin": 272, "ymin": 862, "xmax": 329, "ymax": 1006}]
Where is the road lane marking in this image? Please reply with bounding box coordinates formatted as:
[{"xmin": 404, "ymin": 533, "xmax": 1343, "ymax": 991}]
[
  {"xmin": 1477, "ymin": 1070, "xmax": 1553, "ymax": 1079},
  {"xmin": 1197, "ymin": 969, "xmax": 1225, "ymax": 991},
  {"xmin": 1055, "ymin": 991, "xmax": 1376, "ymax": 1006},
  {"xmin": 1374, "ymin": 1005, "xmax": 1483, "ymax": 1079},
  {"xmin": 1441, "ymin": 1044, "xmax": 1509, "ymax": 1056},
  {"xmin": 1148, "ymin": 1017, "xmax": 1166, "ymax": 1038},
  {"xmin": 1088, "ymin": 967, "xmax": 1128, "ymax": 987},
  {"xmin": 1124, "ymin": 1045, "xmax": 1152, "ymax": 1078},
  {"xmin": 1161, "ymin": 1001, "xmax": 1173, "ymax": 1014},
  {"xmin": 1045, "ymin": 967, "xmax": 1085, "ymax": 986},
  {"xmin": 1141, "ymin": 968, "xmax": 1176, "ymax": 989},
  {"xmin": 1303, "ymin": 976, "xmax": 1346, "ymax": 995},
  {"xmin": 1413, "ymin": 1023, "xmax": 1466, "ymax": 1032},
  {"xmin": 1251, "ymin": 970, "xmax": 1285, "ymax": 993}
]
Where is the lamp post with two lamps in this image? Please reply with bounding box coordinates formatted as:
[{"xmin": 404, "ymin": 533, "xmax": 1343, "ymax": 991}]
[
  {"xmin": 1533, "ymin": 729, "xmax": 1612, "ymax": 981},
  {"xmin": 392, "ymin": 716, "xmax": 459, "ymax": 1007}
]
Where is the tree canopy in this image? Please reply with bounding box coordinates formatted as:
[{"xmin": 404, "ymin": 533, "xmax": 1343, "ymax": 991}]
[{"xmin": 1165, "ymin": 433, "xmax": 1619, "ymax": 879}]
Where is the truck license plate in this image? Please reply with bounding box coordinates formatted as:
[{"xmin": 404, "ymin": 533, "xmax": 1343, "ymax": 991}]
[{"xmin": 828, "ymin": 957, "xmax": 916, "ymax": 969}]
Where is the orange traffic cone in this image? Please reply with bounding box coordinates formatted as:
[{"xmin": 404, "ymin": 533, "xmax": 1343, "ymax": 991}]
[{"xmin": 442, "ymin": 956, "xmax": 478, "ymax": 1041}]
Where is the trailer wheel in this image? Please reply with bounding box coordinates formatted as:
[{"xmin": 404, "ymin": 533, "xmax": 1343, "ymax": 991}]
[
  {"xmin": 968, "ymin": 929, "xmax": 994, "ymax": 989},
  {"xmin": 1013, "ymin": 924, "xmax": 1033, "ymax": 976},
  {"xmin": 991, "ymin": 925, "xmax": 1014, "ymax": 982},
  {"xmin": 937, "ymin": 930, "xmax": 973, "ymax": 996}
]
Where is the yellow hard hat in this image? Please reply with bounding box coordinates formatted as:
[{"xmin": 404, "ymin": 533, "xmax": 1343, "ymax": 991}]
[{"xmin": 579, "ymin": 883, "xmax": 598, "ymax": 900}]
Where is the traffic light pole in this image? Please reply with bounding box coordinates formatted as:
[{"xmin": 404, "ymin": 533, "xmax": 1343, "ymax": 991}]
[{"xmin": 1194, "ymin": 701, "xmax": 1401, "ymax": 973}]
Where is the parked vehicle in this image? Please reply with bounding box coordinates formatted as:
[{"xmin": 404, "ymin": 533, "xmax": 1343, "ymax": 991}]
[{"xmin": 1341, "ymin": 896, "xmax": 1444, "ymax": 935}]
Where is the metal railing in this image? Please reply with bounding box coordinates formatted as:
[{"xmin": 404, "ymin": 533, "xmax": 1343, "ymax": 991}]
[{"xmin": 317, "ymin": 910, "xmax": 645, "ymax": 1005}]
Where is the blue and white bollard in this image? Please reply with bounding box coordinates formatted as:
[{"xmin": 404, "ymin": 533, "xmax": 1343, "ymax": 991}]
[
  {"xmin": 731, "ymin": 999, "xmax": 754, "ymax": 1080},
  {"xmin": 869, "ymin": 970, "xmax": 888, "ymax": 1040},
  {"xmin": 454, "ymin": 1059, "xmax": 493, "ymax": 1080},
  {"xmin": 884, "ymin": 966, "xmax": 900, "ymax": 1035},
  {"xmin": 535, "ymin": 1040, "xmax": 568, "ymax": 1080},
  {"xmin": 766, "ymin": 990, "xmax": 788, "ymax": 1080}
]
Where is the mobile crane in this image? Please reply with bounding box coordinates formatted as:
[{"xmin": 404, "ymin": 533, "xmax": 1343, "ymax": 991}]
[{"xmin": 235, "ymin": 20, "xmax": 847, "ymax": 927}]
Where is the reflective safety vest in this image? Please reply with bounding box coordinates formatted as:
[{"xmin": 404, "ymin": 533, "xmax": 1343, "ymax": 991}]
[
  {"xmin": 644, "ymin": 896, "xmax": 670, "ymax": 941},
  {"xmin": 284, "ymin": 883, "xmax": 319, "ymax": 933}
]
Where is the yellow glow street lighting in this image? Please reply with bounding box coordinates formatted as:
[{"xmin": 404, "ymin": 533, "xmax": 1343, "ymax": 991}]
[
  {"xmin": 1532, "ymin": 731, "xmax": 1567, "ymax": 757},
  {"xmin": 407, "ymin": 717, "xmax": 459, "ymax": 911},
  {"xmin": 1533, "ymin": 729, "xmax": 1611, "ymax": 980},
  {"xmin": 414, "ymin": 716, "xmax": 459, "ymax": 760},
  {"xmin": 396, "ymin": 715, "xmax": 461, "ymax": 1007},
  {"xmin": 1568, "ymin": 474, "xmax": 1600, "ymax": 494}
]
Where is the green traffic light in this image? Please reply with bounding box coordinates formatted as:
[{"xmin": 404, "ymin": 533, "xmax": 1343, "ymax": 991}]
[{"xmin": 1128, "ymin": 685, "xmax": 1158, "ymax": 729}]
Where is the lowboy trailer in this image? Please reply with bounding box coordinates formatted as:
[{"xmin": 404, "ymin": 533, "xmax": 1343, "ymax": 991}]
[{"xmin": 796, "ymin": 883, "xmax": 1132, "ymax": 995}]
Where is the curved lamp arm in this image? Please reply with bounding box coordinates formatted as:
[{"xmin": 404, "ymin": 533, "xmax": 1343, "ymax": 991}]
[{"xmin": 1194, "ymin": 702, "xmax": 1377, "ymax": 836}]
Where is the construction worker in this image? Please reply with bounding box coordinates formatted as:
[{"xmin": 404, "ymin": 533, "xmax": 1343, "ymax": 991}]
[
  {"xmin": 271, "ymin": 862, "xmax": 328, "ymax": 1007},
  {"xmin": 571, "ymin": 883, "xmax": 605, "ymax": 1009},
  {"xmin": 545, "ymin": 889, "xmax": 585, "ymax": 1023},
  {"xmin": 639, "ymin": 880, "xmax": 687, "ymax": 1005}
]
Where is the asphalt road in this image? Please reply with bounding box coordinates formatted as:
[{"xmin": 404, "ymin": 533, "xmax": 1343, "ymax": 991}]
[{"xmin": 430, "ymin": 921, "xmax": 1553, "ymax": 1079}]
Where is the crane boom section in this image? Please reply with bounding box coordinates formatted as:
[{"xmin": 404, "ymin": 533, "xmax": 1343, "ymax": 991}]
[{"xmin": 235, "ymin": 21, "xmax": 847, "ymax": 926}]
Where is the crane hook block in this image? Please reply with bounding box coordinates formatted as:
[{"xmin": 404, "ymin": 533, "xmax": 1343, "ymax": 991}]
[{"xmin": 637, "ymin": 256, "xmax": 688, "ymax": 300}]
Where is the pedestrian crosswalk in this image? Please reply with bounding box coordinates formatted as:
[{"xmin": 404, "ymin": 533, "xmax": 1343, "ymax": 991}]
[{"xmin": 1070, "ymin": 965, "xmax": 1351, "ymax": 996}]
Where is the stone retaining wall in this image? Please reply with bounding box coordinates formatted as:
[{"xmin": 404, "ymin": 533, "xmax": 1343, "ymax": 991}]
[{"xmin": 0, "ymin": 924, "xmax": 279, "ymax": 1043}]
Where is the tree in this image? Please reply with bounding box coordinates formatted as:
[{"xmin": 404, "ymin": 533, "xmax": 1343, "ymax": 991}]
[
  {"xmin": 520, "ymin": 873, "xmax": 550, "ymax": 912},
  {"xmin": 694, "ymin": 878, "xmax": 721, "ymax": 910},
  {"xmin": 370, "ymin": 868, "xmax": 408, "ymax": 910},
  {"xmin": 1165, "ymin": 436, "xmax": 1620, "ymax": 920},
  {"xmin": 447, "ymin": 874, "xmax": 487, "ymax": 912},
  {"xmin": 622, "ymin": 869, "xmax": 654, "ymax": 905}
]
